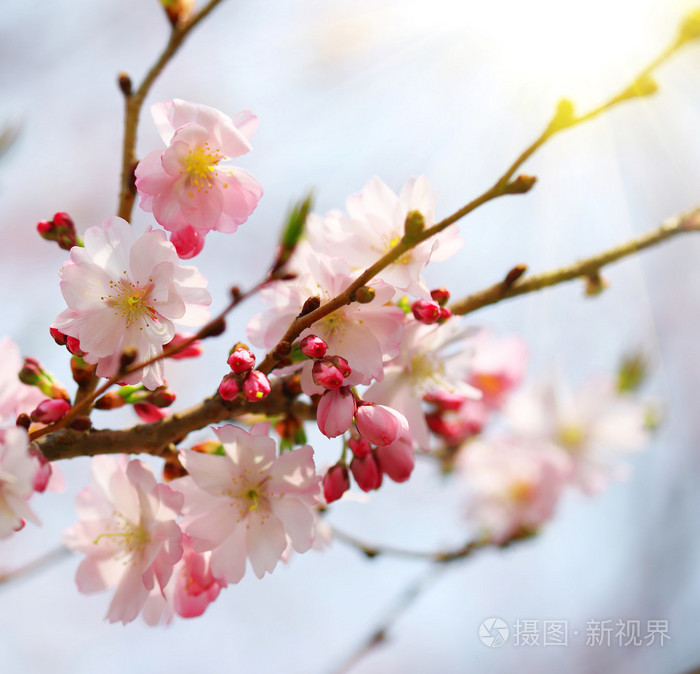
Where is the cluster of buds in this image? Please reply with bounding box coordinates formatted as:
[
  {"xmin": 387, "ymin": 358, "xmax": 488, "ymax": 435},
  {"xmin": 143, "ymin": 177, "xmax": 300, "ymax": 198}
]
[
  {"xmin": 323, "ymin": 429, "xmax": 415, "ymax": 503},
  {"xmin": 18, "ymin": 357, "xmax": 69, "ymax": 402},
  {"xmin": 411, "ymin": 288, "xmax": 452, "ymax": 325},
  {"xmin": 95, "ymin": 384, "xmax": 177, "ymax": 423},
  {"xmin": 218, "ymin": 344, "xmax": 271, "ymax": 403},
  {"xmin": 36, "ymin": 212, "xmax": 80, "ymax": 251}
]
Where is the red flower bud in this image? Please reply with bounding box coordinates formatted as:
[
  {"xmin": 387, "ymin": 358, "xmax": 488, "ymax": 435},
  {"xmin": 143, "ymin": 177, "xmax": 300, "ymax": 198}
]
[
  {"xmin": 430, "ymin": 287, "xmax": 450, "ymax": 306},
  {"xmin": 170, "ymin": 225, "xmax": 205, "ymax": 259},
  {"xmin": 348, "ymin": 437, "xmax": 371, "ymax": 458},
  {"xmin": 134, "ymin": 402, "xmax": 167, "ymax": 423},
  {"xmin": 375, "ymin": 435, "xmax": 415, "ymax": 483},
  {"xmin": 228, "ymin": 346, "xmax": 256, "ymax": 374},
  {"xmin": 323, "ymin": 464, "xmax": 350, "ymax": 504},
  {"xmin": 243, "ymin": 370, "xmax": 271, "ymax": 402},
  {"xmin": 218, "ymin": 374, "xmax": 240, "ymax": 401},
  {"xmin": 438, "ymin": 306, "xmax": 452, "ymax": 322},
  {"xmin": 312, "ymin": 359, "xmax": 346, "ymax": 390},
  {"xmin": 66, "ymin": 336, "xmax": 84, "ymax": 356},
  {"xmin": 350, "ymin": 454, "xmax": 383, "ymax": 492},
  {"xmin": 30, "ymin": 398, "xmax": 71, "ymax": 424},
  {"xmin": 300, "ymin": 334, "xmax": 328, "ymax": 359},
  {"xmin": 411, "ymin": 299, "xmax": 441, "ymax": 324},
  {"xmin": 164, "ymin": 333, "xmax": 203, "ymax": 360},
  {"xmin": 49, "ymin": 327, "xmax": 68, "ymax": 346}
]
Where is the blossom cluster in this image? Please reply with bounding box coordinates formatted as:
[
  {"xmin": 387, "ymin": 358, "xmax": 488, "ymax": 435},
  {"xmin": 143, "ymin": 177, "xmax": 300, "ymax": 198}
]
[{"xmin": 0, "ymin": 96, "xmax": 655, "ymax": 626}]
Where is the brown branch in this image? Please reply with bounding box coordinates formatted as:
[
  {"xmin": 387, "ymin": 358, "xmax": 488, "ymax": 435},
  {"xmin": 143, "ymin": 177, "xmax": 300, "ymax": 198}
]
[
  {"xmin": 37, "ymin": 379, "xmax": 314, "ymax": 462},
  {"xmin": 450, "ymin": 209, "xmax": 700, "ymax": 316},
  {"xmin": 117, "ymin": 0, "xmax": 228, "ymax": 221}
]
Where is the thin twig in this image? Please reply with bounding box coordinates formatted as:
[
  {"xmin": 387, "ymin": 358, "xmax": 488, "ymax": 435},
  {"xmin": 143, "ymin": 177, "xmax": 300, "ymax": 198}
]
[
  {"xmin": 450, "ymin": 209, "xmax": 700, "ymax": 316},
  {"xmin": 117, "ymin": 0, "xmax": 228, "ymax": 221}
]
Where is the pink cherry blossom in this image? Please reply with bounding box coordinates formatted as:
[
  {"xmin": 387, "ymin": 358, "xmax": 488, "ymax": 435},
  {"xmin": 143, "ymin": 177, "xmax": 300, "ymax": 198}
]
[
  {"xmin": 175, "ymin": 425, "xmax": 322, "ymax": 583},
  {"xmin": 135, "ymin": 99, "xmax": 263, "ymax": 247},
  {"xmin": 456, "ymin": 436, "xmax": 572, "ymax": 543},
  {"xmin": 0, "ymin": 427, "xmax": 40, "ymax": 538},
  {"xmin": 317, "ymin": 387, "xmax": 355, "ymax": 438},
  {"xmin": 365, "ymin": 318, "xmax": 480, "ymax": 448},
  {"xmin": 305, "ymin": 176, "xmax": 463, "ymax": 298},
  {"xmin": 248, "ymin": 254, "xmax": 405, "ymax": 391},
  {"xmin": 506, "ymin": 376, "xmax": 651, "ymax": 494},
  {"xmin": 52, "ymin": 217, "xmax": 211, "ymax": 390},
  {"xmin": 62, "ymin": 455, "xmax": 184, "ymax": 625}
]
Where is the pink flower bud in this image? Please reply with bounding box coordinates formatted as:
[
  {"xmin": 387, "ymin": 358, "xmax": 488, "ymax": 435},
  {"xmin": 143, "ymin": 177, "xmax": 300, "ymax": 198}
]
[
  {"xmin": 317, "ymin": 387, "xmax": 355, "ymax": 438},
  {"xmin": 300, "ymin": 334, "xmax": 327, "ymax": 359},
  {"xmin": 375, "ymin": 435, "xmax": 415, "ymax": 483},
  {"xmin": 312, "ymin": 359, "xmax": 346, "ymax": 390},
  {"xmin": 134, "ymin": 402, "xmax": 168, "ymax": 423},
  {"xmin": 228, "ymin": 346, "xmax": 255, "ymax": 374},
  {"xmin": 348, "ymin": 437, "xmax": 371, "ymax": 458},
  {"xmin": 355, "ymin": 404, "xmax": 408, "ymax": 447},
  {"xmin": 430, "ymin": 287, "xmax": 450, "ymax": 306},
  {"xmin": 329, "ymin": 356, "xmax": 351, "ymax": 378},
  {"xmin": 350, "ymin": 454, "xmax": 383, "ymax": 492},
  {"xmin": 164, "ymin": 333, "xmax": 203, "ymax": 360},
  {"xmin": 243, "ymin": 370, "xmax": 271, "ymax": 402},
  {"xmin": 147, "ymin": 389, "xmax": 176, "ymax": 408},
  {"xmin": 323, "ymin": 464, "xmax": 350, "ymax": 504},
  {"xmin": 411, "ymin": 299, "xmax": 441, "ymax": 324},
  {"xmin": 218, "ymin": 374, "xmax": 240, "ymax": 401},
  {"xmin": 438, "ymin": 306, "xmax": 452, "ymax": 322},
  {"xmin": 30, "ymin": 398, "xmax": 71, "ymax": 424},
  {"xmin": 170, "ymin": 225, "xmax": 205, "ymax": 259}
]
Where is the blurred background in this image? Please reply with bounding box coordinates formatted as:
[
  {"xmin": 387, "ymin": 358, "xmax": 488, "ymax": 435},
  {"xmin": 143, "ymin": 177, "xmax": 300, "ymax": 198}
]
[{"xmin": 1, "ymin": 0, "xmax": 700, "ymax": 672}]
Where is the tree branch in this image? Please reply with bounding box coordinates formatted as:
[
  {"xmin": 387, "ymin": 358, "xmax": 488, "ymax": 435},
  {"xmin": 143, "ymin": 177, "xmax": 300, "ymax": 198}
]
[{"xmin": 450, "ymin": 209, "xmax": 700, "ymax": 316}]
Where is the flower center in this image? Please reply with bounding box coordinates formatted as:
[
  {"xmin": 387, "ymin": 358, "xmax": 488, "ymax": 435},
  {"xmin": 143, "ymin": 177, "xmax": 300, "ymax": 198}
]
[
  {"xmin": 509, "ymin": 479, "xmax": 535, "ymax": 504},
  {"xmin": 93, "ymin": 513, "xmax": 150, "ymax": 556},
  {"xmin": 105, "ymin": 277, "xmax": 157, "ymax": 328},
  {"xmin": 184, "ymin": 142, "xmax": 221, "ymax": 188},
  {"xmin": 318, "ymin": 309, "xmax": 346, "ymax": 338},
  {"xmin": 382, "ymin": 233, "xmax": 412, "ymax": 264},
  {"xmin": 409, "ymin": 353, "xmax": 446, "ymax": 394},
  {"xmin": 558, "ymin": 424, "xmax": 586, "ymax": 452}
]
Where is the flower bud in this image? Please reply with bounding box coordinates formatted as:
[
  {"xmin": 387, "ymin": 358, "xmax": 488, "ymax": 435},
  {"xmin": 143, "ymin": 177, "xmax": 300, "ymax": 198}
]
[
  {"xmin": 94, "ymin": 392, "xmax": 126, "ymax": 410},
  {"xmin": 317, "ymin": 387, "xmax": 355, "ymax": 438},
  {"xmin": 437, "ymin": 306, "xmax": 452, "ymax": 322},
  {"xmin": 404, "ymin": 210, "xmax": 425, "ymax": 240},
  {"xmin": 350, "ymin": 454, "xmax": 383, "ymax": 492},
  {"xmin": 37, "ymin": 212, "xmax": 79, "ymax": 251},
  {"xmin": 411, "ymin": 299, "xmax": 441, "ymax": 324},
  {"xmin": 354, "ymin": 286, "xmax": 376, "ymax": 304},
  {"xmin": 312, "ymin": 359, "xmax": 346, "ymax": 390},
  {"xmin": 66, "ymin": 336, "xmax": 84, "ymax": 356},
  {"xmin": 70, "ymin": 355, "xmax": 95, "ymax": 385},
  {"xmin": 300, "ymin": 334, "xmax": 328, "ymax": 359},
  {"xmin": 170, "ymin": 225, "xmax": 205, "ymax": 259},
  {"xmin": 49, "ymin": 327, "xmax": 68, "ymax": 346},
  {"xmin": 28, "ymin": 445, "xmax": 52, "ymax": 493},
  {"xmin": 147, "ymin": 388, "xmax": 176, "ymax": 408},
  {"xmin": 228, "ymin": 345, "xmax": 256, "ymax": 374},
  {"xmin": 30, "ymin": 398, "xmax": 71, "ymax": 424},
  {"xmin": 19, "ymin": 358, "xmax": 69, "ymax": 400},
  {"xmin": 218, "ymin": 374, "xmax": 240, "ymax": 401},
  {"xmin": 323, "ymin": 464, "xmax": 350, "ymax": 504},
  {"xmin": 243, "ymin": 370, "xmax": 271, "ymax": 402},
  {"xmin": 134, "ymin": 402, "xmax": 167, "ymax": 423},
  {"xmin": 348, "ymin": 437, "xmax": 371, "ymax": 458},
  {"xmin": 375, "ymin": 435, "xmax": 416, "ymax": 483},
  {"xmin": 430, "ymin": 287, "xmax": 450, "ymax": 306},
  {"xmin": 300, "ymin": 296, "xmax": 321, "ymax": 316},
  {"xmin": 164, "ymin": 333, "xmax": 203, "ymax": 360},
  {"xmin": 355, "ymin": 404, "xmax": 409, "ymax": 447},
  {"xmin": 328, "ymin": 356, "xmax": 351, "ymax": 377}
]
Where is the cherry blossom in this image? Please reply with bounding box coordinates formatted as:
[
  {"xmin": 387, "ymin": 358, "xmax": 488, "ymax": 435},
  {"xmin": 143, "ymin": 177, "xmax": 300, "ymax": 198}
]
[
  {"xmin": 248, "ymin": 254, "xmax": 405, "ymax": 390},
  {"xmin": 62, "ymin": 455, "xmax": 184, "ymax": 624},
  {"xmin": 0, "ymin": 427, "xmax": 40, "ymax": 538},
  {"xmin": 135, "ymin": 99, "xmax": 263, "ymax": 252},
  {"xmin": 52, "ymin": 217, "xmax": 211, "ymax": 390},
  {"xmin": 457, "ymin": 436, "xmax": 573, "ymax": 543},
  {"xmin": 175, "ymin": 425, "xmax": 322, "ymax": 583},
  {"xmin": 305, "ymin": 176, "xmax": 463, "ymax": 298},
  {"xmin": 365, "ymin": 318, "xmax": 480, "ymax": 448},
  {"xmin": 506, "ymin": 377, "xmax": 650, "ymax": 494}
]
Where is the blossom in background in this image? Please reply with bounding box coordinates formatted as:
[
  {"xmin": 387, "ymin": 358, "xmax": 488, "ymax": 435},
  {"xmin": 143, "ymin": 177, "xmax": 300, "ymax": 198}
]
[
  {"xmin": 52, "ymin": 217, "xmax": 211, "ymax": 390},
  {"xmin": 175, "ymin": 425, "xmax": 322, "ymax": 584},
  {"xmin": 0, "ymin": 337, "xmax": 47, "ymax": 423},
  {"xmin": 506, "ymin": 377, "xmax": 650, "ymax": 494},
  {"xmin": 305, "ymin": 176, "xmax": 463, "ymax": 298},
  {"xmin": 62, "ymin": 455, "xmax": 184, "ymax": 625},
  {"xmin": 135, "ymin": 99, "xmax": 263, "ymax": 256},
  {"xmin": 0, "ymin": 427, "xmax": 40, "ymax": 538},
  {"xmin": 456, "ymin": 436, "xmax": 572, "ymax": 543},
  {"xmin": 248, "ymin": 254, "xmax": 405, "ymax": 391},
  {"xmin": 366, "ymin": 318, "xmax": 480, "ymax": 448}
]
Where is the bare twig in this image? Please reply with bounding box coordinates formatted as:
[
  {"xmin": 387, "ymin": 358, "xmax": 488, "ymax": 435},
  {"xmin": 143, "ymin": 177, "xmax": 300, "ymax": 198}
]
[
  {"xmin": 450, "ymin": 209, "xmax": 700, "ymax": 316},
  {"xmin": 0, "ymin": 546, "xmax": 72, "ymax": 589}
]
